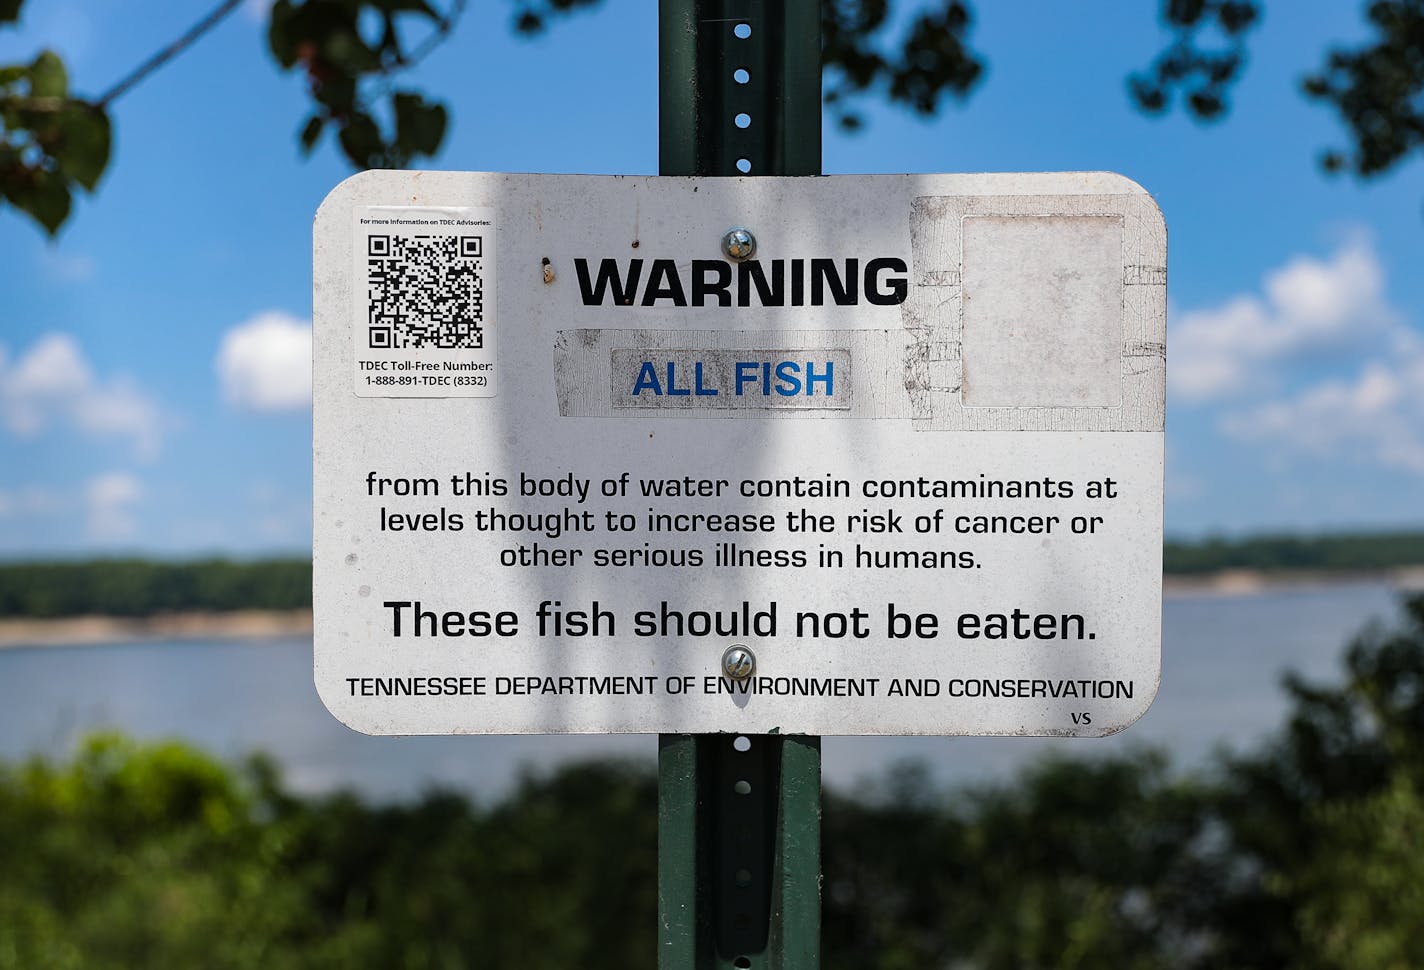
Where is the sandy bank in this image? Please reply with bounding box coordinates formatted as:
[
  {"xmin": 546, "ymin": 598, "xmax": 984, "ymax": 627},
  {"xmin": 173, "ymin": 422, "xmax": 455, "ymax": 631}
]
[
  {"xmin": 1162, "ymin": 566, "xmax": 1424, "ymax": 598},
  {"xmin": 0, "ymin": 609, "xmax": 313, "ymax": 649}
]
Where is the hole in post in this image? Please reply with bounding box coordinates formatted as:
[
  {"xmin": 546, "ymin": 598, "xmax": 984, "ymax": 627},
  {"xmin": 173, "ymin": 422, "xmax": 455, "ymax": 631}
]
[
  {"xmin": 733, "ymin": 735, "xmax": 751, "ymax": 752},
  {"xmin": 736, "ymin": 158, "xmax": 752, "ymax": 174},
  {"xmin": 734, "ymin": 957, "xmax": 752, "ymax": 969},
  {"xmin": 735, "ymin": 867, "xmax": 752, "ymax": 887},
  {"xmin": 734, "ymin": 779, "xmax": 752, "ymax": 795},
  {"xmin": 733, "ymin": 22, "xmax": 751, "ymax": 39},
  {"xmin": 734, "ymin": 68, "xmax": 750, "ymax": 84},
  {"xmin": 734, "ymin": 112, "xmax": 751, "ymax": 129}
]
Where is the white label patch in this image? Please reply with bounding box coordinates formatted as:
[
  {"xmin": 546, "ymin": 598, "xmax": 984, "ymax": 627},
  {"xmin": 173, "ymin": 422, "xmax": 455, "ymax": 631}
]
[{"xmin": 353, "ymin": 206, "xmax": 497, "ymax": 397}]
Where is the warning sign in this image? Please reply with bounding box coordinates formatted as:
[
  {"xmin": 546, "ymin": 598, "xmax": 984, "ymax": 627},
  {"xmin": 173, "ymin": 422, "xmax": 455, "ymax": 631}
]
[{"xmin": 313, "ymin": 171, "xmax": 1166, "ymax": 736}]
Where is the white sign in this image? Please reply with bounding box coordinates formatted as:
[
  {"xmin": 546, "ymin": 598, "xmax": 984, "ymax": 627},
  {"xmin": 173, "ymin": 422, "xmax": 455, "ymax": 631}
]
[{"xmin": 313, "ymin": 171, "xmax": 1166, "ymax": 737}]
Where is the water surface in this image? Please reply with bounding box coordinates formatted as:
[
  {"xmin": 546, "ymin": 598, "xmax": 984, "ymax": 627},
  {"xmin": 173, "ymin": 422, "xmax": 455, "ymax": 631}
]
[{"xmin": 0, "ymin": 581, "xmax": 1404, "ymax": 800}]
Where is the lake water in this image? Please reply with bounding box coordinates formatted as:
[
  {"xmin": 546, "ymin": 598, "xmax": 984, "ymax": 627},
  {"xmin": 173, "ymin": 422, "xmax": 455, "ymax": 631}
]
[{"xmin": 0, "ymin": 581, "xmax": 1409, "ymax": 802}]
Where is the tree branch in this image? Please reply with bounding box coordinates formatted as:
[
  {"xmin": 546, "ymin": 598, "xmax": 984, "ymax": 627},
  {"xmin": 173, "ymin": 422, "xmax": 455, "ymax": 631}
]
[
  {"xmin": 397, "ymin": 0, "xmax": 466, "ymax": 75},
  {"xmin": 96, "ymin": 0, "xmax": 244, "ymax": 108}
]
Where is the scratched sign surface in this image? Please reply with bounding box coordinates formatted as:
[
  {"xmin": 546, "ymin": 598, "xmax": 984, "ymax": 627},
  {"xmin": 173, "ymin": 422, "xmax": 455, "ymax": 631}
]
[{"xmin": 313, "ymin": 171, "xmax": 1166, "ymax": 736}]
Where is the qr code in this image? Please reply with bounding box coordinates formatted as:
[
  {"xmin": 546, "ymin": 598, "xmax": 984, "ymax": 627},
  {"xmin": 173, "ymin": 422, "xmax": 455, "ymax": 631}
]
[{"xmin": 366, "ymin": 234, "xmax": 484, "ymax": 349}]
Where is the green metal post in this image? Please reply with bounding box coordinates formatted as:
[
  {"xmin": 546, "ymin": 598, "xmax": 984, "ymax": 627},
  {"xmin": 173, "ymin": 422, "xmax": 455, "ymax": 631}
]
[
  {"xmin": 659, "ymin": 0, "xmax": 820, "ymax": 178},
  {"xmin": 658, "ymin": 2, "xmax": 822, "ymax": 968}
]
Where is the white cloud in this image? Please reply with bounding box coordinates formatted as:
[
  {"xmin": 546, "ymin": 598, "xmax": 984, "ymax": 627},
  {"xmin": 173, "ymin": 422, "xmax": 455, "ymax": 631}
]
[
  {"xmin": 1163, "ymin": 443, "xmax": 1205, "ymax": 502},
  {"xmin": 0, "ymin": 333, "xmax": 163, "ymax": 457},
  {"xmin": 248, "ymin": 480, "xmax": 309, "ymax": 544},
  {"xmin": 0, "ymin": 486, "xmax": 62, "ymax": 519},
  {"xmin": 243, "ymin": 0, "xmax": 277, "ymax": 23},
  {"xmin": 1223, "ymin": 350, "xmax": 1424, "ymax": 476},
  {"xmin": 1170, "ymin": 235, "xmax": 1398, "ymax": 403},
  {"xmin": 216, "ymin": 312, "xmax": 313, "ymax": 412},
  {"xmin": 86, "ymin": 472, "xmax": 143, "ymax": 540},
  {"xmin": 38, "ymin": 248, "xmax": 95, "ymax": 283},
  {"xmin": 1170, "ymin": 230, "xmax": 1424, "ymax": 481}
]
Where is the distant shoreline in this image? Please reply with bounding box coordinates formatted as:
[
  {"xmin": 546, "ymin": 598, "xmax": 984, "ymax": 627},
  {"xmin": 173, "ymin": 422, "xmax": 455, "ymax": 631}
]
[
  {"xmin": 1162, "ymin": 566, "xmax": 1424, "ymax": 598},
  {"xmin": 2, "ymin": 568, "xmax": 1422, "ymax": 649},
  {"xmin": 0, "ymin": 609, "xmax": 314, "ymax": 650}
]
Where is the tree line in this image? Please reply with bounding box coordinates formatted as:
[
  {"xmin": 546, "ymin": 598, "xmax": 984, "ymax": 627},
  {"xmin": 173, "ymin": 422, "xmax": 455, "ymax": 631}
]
[
  {"xmin": 0, "ymin": 558, "xmax": 312, "ymax": 617},
  {"xmin": 1162, "ymin": 529, "xmax": 1424, "ymax": 575},
  {"xmin": 2, "ymin": 594, "xmax": 1422, "ymax": 968}
]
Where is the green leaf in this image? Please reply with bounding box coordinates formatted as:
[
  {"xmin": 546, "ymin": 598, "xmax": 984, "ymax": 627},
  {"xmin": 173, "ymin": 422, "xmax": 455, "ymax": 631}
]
[
  {"xmin": 369, "ymin": 0, "xmax": 437, "ymax": 17},
  {"xmin": 0, "ymin": 0, "xmax": 22, "ymax": 25},
  {"xmin": 392, "ymin": 91, "xmax": 446, "ymax": 157},
  {"xmin": 3, "ymin": 167, "xmax": 72, "ymax": 235},
  {"xmin": 322, "ymin": 30, "xmax": 382, "ymax": 74},
  {"xmin": 314, "ymin": 76, "xmax": 356, "ymax": 112},
  {"xmin": 54, "ymin": 105, "xmax": 110, "ymax": 191},
  {"xmin": 0, "ymin": 63, "xmax": 26, "ymax": 86},
  {"xmin": 28, "ymin": 49, "xmax": 66, "ymax": 98},
  {"xmin": 337, "ymin": 111, "xmax": 384, "ymax": 168},
  {"xmin": 298, "ymin": 114, "xmax": 324, "ymax": 155},
  {"xmin": 267, "ymin": 0, "xmax": 299, "ymax": 67}
]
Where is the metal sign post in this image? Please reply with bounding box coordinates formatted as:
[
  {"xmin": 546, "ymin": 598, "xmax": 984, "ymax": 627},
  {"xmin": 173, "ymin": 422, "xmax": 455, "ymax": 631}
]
[{"xmin": 657, "ymin": 3, "xmax": 822, "ymax": 967}]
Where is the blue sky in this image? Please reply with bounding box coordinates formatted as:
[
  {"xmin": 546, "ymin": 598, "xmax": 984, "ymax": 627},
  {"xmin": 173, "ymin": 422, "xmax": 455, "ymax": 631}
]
[{"xmin": 1, "ymin": 0, "xmax": 1422, "ymax": 556}]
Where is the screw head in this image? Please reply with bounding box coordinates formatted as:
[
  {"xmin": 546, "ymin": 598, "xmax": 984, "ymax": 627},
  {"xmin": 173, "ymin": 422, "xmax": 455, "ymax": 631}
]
[
  {"xmin": 721, "ymin": 227, "xmax": 756, "ymax": 262},
  {"xmin": 721, "ymin": 644, "xmax": 756, "ymax": 680}
]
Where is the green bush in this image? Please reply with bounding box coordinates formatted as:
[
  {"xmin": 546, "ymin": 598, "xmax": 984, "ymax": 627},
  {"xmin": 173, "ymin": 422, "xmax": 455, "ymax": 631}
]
[{"xmin": 3, "ymin": 595, "xmax": 1423, "ymax": 968}]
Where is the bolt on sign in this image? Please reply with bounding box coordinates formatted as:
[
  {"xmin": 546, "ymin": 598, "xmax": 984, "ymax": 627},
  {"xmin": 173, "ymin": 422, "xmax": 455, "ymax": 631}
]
[{"xmin": 313, "ymin": 171, "xmax": 1166, "ymax": 737}]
